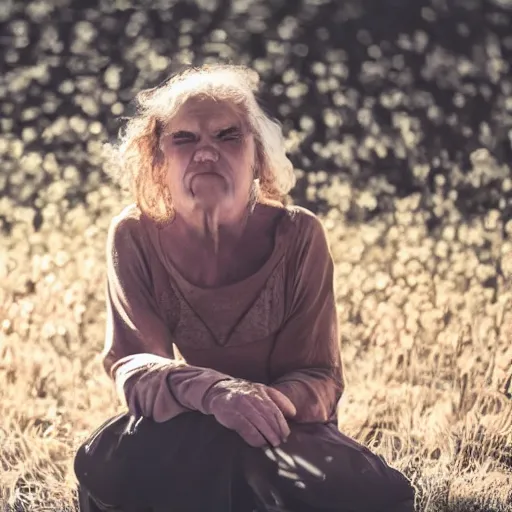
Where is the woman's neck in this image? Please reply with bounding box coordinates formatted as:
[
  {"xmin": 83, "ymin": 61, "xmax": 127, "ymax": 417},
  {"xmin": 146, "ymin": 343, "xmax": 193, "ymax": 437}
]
[
  {"xmin": 162, "ymin": 203, "xmax": 280, "ymax": 288},
  {"xmin": 173, "ymin": 206, "xmax": 250, "ymax": 256}
]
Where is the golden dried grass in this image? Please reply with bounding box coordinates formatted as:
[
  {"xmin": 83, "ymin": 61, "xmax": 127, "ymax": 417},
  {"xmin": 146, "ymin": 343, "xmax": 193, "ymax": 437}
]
[{"xmin": 1, "ymin": 186, "xmax": 511, "ymax": 511}]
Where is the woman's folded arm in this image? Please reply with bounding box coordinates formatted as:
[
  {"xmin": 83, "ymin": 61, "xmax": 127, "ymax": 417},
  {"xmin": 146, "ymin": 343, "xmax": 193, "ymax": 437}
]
[
  {"xmin": 269, "ymin": 210, "xmax": 344, "ymax": 423},
  {"xmin": 103, "ymin": 212, "xmax": 232, "ymax": 422}
]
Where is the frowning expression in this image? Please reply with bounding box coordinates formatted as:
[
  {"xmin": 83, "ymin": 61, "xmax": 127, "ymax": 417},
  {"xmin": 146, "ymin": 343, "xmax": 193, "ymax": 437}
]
[{"xmin": 160, "ymin": 97, "xmax": 256, "ymax": 218}]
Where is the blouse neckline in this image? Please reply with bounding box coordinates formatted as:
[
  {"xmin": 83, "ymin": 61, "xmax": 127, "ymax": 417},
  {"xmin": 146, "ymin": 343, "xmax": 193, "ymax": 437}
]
[{"xmin": 150, "ymin": 204, "xmax": 289, "ymax": 294}]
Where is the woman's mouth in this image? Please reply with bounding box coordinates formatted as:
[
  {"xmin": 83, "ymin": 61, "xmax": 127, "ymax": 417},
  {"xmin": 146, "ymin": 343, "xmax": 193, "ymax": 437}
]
[{"xmin": 189, "ymin": 171, "xmax": 227, "ymax": 197}]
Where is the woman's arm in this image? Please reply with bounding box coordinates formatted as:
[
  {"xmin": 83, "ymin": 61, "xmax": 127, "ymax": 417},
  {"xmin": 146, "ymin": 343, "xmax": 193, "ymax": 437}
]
[
  {"xmin": 269, "ymin": 209, "xmax": 344, "ymax": 423},
  {"xmin": 103, "ymin": 210, "xmax": 232, "ymax": 422}
]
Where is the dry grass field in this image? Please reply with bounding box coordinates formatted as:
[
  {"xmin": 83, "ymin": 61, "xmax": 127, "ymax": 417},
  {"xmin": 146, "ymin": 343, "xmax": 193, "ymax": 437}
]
[
  {"xmin": 2, "ymin": 0, "xmax": 512, "ymax": 510},
  {"xmin": 1, "ymin": 160, "xmax": 511, "ymax": 511}
]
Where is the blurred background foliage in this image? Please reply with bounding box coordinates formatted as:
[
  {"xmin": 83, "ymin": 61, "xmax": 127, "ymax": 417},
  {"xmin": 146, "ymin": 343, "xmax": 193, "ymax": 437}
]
[{"xmin": 1, "ymin": 0, "xmax": 512, "ymax": 234}]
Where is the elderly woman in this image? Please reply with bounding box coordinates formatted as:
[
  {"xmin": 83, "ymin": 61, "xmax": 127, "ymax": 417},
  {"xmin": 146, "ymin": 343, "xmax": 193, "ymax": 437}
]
[{"xmin": 74, "ymin": 64, "xmax": 415, "ymax": 512}]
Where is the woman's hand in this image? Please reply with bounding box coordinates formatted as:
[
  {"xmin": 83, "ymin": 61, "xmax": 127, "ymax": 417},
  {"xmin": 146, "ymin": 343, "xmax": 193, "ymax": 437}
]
[{"xmin": 203, "ymin": 380, "xmax": 297, "ymax": 448}]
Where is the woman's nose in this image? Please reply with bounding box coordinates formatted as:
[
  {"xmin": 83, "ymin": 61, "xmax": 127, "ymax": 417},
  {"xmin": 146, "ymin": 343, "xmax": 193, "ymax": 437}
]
[{"xmin": 193, "ymin": 146, "xmax": 219, "ymax": 163}]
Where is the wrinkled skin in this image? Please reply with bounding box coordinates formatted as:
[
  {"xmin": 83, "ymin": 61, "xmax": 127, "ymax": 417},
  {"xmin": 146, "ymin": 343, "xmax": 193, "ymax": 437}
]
[
  {"xmin": 203, "ymin": 379, "xmax": 297, "ymax": 448},
  {"xmin": 160, "ymin": 96, "xmax": 256, "ymax": 245}
]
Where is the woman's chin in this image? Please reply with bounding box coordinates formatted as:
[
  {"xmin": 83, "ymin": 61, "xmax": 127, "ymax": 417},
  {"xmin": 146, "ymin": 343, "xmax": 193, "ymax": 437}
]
[{"xmin": 190, "ymin": 174, "xmax": 229, "ymax": 207}]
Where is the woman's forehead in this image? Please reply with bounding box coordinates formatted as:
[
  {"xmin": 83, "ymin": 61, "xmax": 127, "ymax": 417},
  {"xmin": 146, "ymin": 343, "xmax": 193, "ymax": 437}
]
[{"xmin": 169, "ymin": 97, "xmax": 246, "ymax": 129}]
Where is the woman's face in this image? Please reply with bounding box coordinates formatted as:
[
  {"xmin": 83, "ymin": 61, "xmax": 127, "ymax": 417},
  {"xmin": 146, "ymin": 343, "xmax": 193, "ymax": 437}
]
[{"xmin": 160, "ymin": 97, "xmax": 256, "ymax": 221}]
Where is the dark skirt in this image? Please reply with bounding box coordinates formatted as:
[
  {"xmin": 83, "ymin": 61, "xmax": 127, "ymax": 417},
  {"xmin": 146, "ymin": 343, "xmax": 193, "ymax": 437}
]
[{"xmin": 74, "ymin": 412, "xmax": 415, "ymax": 512}]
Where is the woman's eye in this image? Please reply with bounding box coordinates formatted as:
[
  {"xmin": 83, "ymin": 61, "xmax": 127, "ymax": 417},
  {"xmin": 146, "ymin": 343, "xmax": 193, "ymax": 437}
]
[
  {"xmin": 173, "ymin": 136, "xmax": 196, "ymax": 145},
  {"xmin": 218, "ymin": 130, "xmax": 242, "ymax": 142},
  {"xmin": 169, "ymin": 131, "xmax": 197, "ymax": 145}
]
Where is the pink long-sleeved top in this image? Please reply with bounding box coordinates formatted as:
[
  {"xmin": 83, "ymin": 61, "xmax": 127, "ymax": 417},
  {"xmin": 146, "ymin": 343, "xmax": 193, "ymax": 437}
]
[{"xmin": 102, "ymin": 203, "xmax": 344, "ymax": 424}]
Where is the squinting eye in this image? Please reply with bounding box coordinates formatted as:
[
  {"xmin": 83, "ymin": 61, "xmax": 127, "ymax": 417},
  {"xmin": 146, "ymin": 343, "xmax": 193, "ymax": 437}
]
[
  {"xmin": 160, "ymin": 132, "xmax": 196, "ymax": 149},
  {"xmin": 218, "ymin": 131, "xmax": 242, "ymax": 142},
  {"xmin": 172, "ymin": 134, "xmax": 196, "ymax": 145}
]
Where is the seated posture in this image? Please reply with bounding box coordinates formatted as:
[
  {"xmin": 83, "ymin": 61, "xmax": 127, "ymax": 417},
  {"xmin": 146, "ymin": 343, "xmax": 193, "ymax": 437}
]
[{"xmin": 74, "ymin": 64, "xmax": 415, "ymax": 512}]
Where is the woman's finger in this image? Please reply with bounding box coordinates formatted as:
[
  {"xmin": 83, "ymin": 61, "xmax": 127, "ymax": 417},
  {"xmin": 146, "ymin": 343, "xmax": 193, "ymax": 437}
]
[
  {"xmin": 270, "ymin": 404, "xmax": 291, "ymax": 443},
  {"xmin": 266, "ymin": 387, "xmax": 297, "ymax": 419},
  {"xmin": 261, "ymin": 395, "xmax": 291, "ymax": 443},
  {"xmin": 245, "ymin": 404, "xmax": 283, "ymax": 448},
  {"xmin": 250, "ymin": 386, "xmax": 292, "ymax": 443},
  {"xmin": 230, "ymin": 412, "xmax": 269, "ymax": 448}
]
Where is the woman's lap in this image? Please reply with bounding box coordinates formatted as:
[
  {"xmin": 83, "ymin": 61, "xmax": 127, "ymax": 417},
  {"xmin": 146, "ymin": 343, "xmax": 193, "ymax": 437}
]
[
  {"xmin": 74, "ymin": 412, "xmax": 248, "ymax": 511},
  {"xmin": 74, "ymin": 412, "xmax": 414, "ymax": 512},
  {"xmin": 254, "ymin": 422, "xmax": 414, "ymax": 511}
]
